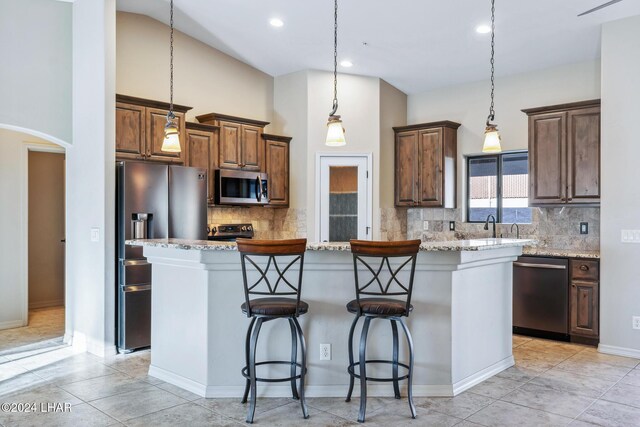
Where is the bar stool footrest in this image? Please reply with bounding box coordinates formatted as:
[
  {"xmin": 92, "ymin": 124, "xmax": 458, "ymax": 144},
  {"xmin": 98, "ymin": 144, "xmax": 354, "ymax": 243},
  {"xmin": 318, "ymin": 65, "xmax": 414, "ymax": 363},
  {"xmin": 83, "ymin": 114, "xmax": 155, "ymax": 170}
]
[
  {"xmin": 347, "ymin": 359, "xmax": 410, "ymax": 382},
  {"xmin": 242, "ymin": 361, "xmax": 307, "ymax": 383}
]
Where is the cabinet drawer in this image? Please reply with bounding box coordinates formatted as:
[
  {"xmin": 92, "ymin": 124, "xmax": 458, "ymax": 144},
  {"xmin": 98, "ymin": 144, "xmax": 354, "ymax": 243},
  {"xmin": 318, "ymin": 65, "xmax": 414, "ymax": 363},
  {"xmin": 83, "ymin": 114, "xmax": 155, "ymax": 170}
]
[{"xmin": 570, "ymin": 259, "xmax": 599, "ymax": 281}]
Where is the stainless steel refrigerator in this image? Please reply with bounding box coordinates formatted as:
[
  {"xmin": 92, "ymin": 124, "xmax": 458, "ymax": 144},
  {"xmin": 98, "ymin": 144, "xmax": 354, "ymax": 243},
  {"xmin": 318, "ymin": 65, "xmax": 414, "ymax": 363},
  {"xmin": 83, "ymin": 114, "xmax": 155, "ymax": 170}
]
[{"xmin": 116, "ymin": 161, "xmax": 207, "ymax": 353}]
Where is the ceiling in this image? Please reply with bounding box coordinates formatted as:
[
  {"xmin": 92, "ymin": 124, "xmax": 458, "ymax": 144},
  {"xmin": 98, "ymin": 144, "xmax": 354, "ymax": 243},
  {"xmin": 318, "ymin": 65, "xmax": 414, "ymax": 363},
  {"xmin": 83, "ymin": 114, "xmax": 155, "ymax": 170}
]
[{"xmin": 116, "ymin": 0, "xmax": 640, "ymax": 94}]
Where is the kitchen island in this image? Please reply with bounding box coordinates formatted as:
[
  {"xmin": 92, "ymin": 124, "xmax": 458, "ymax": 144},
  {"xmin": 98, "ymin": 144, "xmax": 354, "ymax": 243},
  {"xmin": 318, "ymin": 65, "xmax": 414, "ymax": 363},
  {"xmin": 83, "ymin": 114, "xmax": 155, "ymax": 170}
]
[{"xmin": 127, "ymin": 238, "xmax": 531, "ymax": 398}]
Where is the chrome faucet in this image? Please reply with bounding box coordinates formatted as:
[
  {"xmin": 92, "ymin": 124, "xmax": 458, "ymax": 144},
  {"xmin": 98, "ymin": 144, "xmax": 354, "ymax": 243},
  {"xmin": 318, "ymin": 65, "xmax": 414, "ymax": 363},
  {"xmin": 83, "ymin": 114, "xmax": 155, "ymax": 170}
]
[
  {"xmin": 484, "ymin": 214, "xmax": 497, "ymax": 238},
  {"xmin": 511, "ymin": 223, "xmax": 520, "ymax": 239}
]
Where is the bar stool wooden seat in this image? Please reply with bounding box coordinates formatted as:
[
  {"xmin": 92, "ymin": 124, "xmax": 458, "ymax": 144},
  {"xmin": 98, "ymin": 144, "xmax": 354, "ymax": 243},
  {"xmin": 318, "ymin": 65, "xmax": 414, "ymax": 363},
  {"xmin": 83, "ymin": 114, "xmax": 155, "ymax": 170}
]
[
  {"xmin": 346, "ymin": 239, "xmax": 422, "ymax": 423},
  {"xmin": 237, "ymin": 238, "xmax": 309, "ymax": 424}
]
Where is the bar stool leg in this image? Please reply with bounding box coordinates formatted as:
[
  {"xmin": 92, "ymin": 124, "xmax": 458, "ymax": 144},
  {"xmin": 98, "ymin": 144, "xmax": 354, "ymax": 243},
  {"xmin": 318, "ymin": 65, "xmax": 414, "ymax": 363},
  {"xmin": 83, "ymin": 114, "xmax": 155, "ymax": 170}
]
[
  {"xmin": 399, "ymin": 318, "xmax": 416, "ymax": 419},
  {"xmin": 241, "ymin": 317, "xmax": 256, "ymax": 404},
  {"xmin": 288, "ymin": 318, "xmax": 300, "ymax": 400},
  {"xmin": 246, "ymin": 318, "xmax": 263, "ymax": 424},
  {"xmin": 391, "ymin": 319, "xmax": 401, "ymax": 399},
  {"xmin": 292, "ymin": 317, "xmax": 309, "ymax": 419},
  {"xmin": 345, "ymin": 315, "xmax": 360, "ymax": 402},
  {"xmin": 358, "ymin": 316, "xmax": 372, "ymax": 423}
]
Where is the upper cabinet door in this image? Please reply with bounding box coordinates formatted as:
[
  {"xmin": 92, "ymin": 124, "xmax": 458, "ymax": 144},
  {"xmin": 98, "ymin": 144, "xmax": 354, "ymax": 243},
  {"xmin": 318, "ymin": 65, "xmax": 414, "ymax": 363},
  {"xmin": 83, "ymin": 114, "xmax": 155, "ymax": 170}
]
[
  {"xmin": 146, "ymin": 107, "xmax": 186, "ymax": 163},
  {"xmin": 567, "ymin": 107, "xmax": 600, "ymax": 204},
  {"xmin": 240, "ymin": 124, "xmax": 262, "ymax": 171},
  {"xmin": 265, "ymin": 139, "xmax": 290, "ymax": 206},
  {"xmin": 418, "ymin": 128, "xmax": 443, "ymax": 206},
  {"xmin": 186, "ymin": 126, "xmax": 218, "ymax": 204},
  {"xmin": 115, "ymin": 102, "xmax": 146, "ymax": 160},
  {"xmin": 529, "ymin": 112, "xmax": 567, "ymax": 205},
  {"xmin": 395, "ymin": 131, "xmax": 418, "ymax": 206},
  {"xmin": 218, "ymin": 121, "xmax": 242, "ymax": 169}
]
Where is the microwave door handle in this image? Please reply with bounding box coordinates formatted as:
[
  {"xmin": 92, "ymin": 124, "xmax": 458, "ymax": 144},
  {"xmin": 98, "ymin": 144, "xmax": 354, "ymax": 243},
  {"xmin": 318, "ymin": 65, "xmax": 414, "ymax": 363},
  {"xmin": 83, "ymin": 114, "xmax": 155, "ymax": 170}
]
[{"xmin": 256, "ymin": 176, "xmax": 262, "ymax": 202}]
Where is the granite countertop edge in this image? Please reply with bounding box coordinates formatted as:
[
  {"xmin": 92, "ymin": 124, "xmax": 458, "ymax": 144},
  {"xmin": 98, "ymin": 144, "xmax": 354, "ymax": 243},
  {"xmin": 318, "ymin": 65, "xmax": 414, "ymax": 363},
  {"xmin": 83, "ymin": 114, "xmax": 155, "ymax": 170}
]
[
  {"xmin": 522, "ymin": 247, "xmax": 600, "ymax": 259},
  {"xmin": 126, "ymin": 238, "xmax": 536, "ymax": 252}
]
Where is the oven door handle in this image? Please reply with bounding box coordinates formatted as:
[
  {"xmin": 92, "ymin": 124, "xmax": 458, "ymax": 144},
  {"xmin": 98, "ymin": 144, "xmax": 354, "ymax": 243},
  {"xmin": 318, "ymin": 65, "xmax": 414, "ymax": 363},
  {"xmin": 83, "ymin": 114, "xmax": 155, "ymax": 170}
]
[
  {"xmin": 513, "ymin": 262, "xmax": 566, "ymax": 270},
  {"xmin": 255, "ymin": 176, "xmax": 262, "ymax": 202}
]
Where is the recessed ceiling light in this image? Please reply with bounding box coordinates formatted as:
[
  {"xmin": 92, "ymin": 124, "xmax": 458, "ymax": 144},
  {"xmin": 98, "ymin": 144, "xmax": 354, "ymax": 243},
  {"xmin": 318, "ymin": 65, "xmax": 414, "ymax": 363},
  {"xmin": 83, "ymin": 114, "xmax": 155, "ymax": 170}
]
[
  {"xmin": 476, "ymin": 24, "xmax": 491, "ymax": 34},
  {"xmin": 270, "ymin": 18, "xmax": 284, "ymax": 28},
  {"xmin": 340, "ymin": 60, "xmax": 353, "ymax": 68}
]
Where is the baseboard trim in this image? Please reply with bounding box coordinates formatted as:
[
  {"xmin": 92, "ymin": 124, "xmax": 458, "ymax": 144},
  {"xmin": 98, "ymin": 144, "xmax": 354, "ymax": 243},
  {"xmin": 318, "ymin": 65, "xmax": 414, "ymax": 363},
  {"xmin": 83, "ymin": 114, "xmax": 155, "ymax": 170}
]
[
  {"xmin": 149, "ymin": 365, "xmax": 455, "ymax": 398},
  {"xmin": 0, "ymin": 319, "xmax": 26, "ymax": 330},
  {"xmin": 598, "ymin": 344, "xmax": 640, "ymax": 359},
  {"xmin": 29, "ymin": 299, "xmax": 64, "ymax": 310},
  {"xmin": 452, "ymin": 355, "xmax": 515, "ymax": 395}
]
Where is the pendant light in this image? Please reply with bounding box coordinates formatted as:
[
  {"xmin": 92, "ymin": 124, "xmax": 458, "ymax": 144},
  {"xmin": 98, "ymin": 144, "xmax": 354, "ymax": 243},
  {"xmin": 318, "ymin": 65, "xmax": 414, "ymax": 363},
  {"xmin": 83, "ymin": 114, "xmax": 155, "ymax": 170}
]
[
  {"xmin": 161, "ymin": 0, "xmax": 181, "ymax": 153},
  {"xmin": 482, "ymin": 0, "xmax": 502, "ymax": 153},
  {"xmin": 326, "ymin": 0, "xmax": 346, "ymax": 147}
]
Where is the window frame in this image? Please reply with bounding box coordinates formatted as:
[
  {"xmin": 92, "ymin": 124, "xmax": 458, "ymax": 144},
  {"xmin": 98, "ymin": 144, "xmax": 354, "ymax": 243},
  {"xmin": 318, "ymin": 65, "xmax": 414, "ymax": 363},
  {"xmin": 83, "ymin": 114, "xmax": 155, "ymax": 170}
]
[{"xmin": 466, "ymin": 150, "xmax": 529, "ymax": 224}]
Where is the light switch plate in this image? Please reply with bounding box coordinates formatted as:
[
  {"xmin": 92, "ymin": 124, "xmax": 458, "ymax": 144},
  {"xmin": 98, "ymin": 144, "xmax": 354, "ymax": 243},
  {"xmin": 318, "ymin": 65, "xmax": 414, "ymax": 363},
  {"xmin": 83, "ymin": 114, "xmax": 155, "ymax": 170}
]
[
  {"xmin": 621, "ymin": 230, "xmax": 640, "ymax": 243},
  {"xmin": 90, "ymin": 227, "xmax": 100, "ymax": 242},
  {"xmin": 423, "ymin": 221, "xmax": 429, "ymax": 231},
  {"xmin": 580, "ymin": 222, "xmax": 588, "ymax": 235}
]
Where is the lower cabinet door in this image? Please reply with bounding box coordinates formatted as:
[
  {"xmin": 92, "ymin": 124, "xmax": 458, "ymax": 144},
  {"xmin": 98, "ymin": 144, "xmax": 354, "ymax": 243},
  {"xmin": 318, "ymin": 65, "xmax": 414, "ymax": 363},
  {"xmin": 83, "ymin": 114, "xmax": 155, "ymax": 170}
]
[{"xmin": 570, "ymin": 280, "xmax": 599, "ymax": 337}]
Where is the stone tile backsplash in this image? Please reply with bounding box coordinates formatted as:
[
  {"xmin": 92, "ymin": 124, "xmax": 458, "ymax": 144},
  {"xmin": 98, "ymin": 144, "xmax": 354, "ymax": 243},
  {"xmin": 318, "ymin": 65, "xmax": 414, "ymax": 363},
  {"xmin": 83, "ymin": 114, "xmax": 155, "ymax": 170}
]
[
  {"xmin": 406, "ymin": 207, "xmax": 599, "ymax": 251},
  {"xmin": 208, "ymin": 207, "xmax": 306, "ymax": 240}
]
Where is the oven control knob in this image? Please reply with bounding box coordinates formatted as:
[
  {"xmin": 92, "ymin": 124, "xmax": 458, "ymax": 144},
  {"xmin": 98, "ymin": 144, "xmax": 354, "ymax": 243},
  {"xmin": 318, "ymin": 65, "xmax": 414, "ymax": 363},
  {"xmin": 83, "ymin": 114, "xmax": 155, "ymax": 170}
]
[
  {"xmin": 212, "ymin": 227, "xmax": 217, "ymax": 233},
  {"xmin": 247, "ymin": 225, "xmax": 253, "ymax": 231},
  {"xmin": 241, "ymin": 226, "xmax": 247, "ymax": 232}
]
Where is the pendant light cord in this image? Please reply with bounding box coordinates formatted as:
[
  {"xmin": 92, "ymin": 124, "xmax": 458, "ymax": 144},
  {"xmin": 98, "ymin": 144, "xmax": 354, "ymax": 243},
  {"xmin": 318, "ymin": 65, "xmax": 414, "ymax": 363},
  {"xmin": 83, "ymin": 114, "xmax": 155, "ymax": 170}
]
[
  {"xmin": 330, "ymin": 0, "xmax": 338, "ymax": 116},
  {"xmin": 168, "ymin": 0, "xmax": 175, "ymax": 121},
  {"xmin": 487, "ymin": 0, "xmax": 495, "ymax": 125}
]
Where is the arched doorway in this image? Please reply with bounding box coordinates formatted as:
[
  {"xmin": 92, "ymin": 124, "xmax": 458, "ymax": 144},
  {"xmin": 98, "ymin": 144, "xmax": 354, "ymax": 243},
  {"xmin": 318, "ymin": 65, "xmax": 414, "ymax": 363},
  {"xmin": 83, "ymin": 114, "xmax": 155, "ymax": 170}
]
[{"xmin": 0, "ymin": 125, "xmax": 70, "ymax": 354}]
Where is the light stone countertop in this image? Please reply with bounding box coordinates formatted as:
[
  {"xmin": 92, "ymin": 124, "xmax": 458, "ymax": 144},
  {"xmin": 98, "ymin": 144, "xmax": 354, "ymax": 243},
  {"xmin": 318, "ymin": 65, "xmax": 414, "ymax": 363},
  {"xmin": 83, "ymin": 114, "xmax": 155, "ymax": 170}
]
[
  {"xmin": 126, "ymin": 238, "xmax": 534, "ymax": 252},
  {"xmin": 522, "ymin": 247, "xmax": 600, "ymax": 259}
]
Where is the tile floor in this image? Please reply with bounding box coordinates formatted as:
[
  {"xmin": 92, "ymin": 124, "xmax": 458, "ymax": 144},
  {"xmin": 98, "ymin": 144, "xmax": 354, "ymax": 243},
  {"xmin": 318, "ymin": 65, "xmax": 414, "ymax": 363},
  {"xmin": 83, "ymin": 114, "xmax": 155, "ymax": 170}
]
[{"xmin": 0, "ymin": 331, "xmax": 639, "ymax": 426}]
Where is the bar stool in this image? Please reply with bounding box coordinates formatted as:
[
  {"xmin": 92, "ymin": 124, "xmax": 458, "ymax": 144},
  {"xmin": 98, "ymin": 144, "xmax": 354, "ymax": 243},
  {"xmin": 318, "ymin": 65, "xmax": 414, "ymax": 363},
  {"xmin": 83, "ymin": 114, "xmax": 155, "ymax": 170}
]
[
  {"xmin": 237, "ymin": 238, "xmax": 309, "ymax": 424},
  {"xmin": 345, "ymin": 239, "xmax": 422, "ymax": 423}
]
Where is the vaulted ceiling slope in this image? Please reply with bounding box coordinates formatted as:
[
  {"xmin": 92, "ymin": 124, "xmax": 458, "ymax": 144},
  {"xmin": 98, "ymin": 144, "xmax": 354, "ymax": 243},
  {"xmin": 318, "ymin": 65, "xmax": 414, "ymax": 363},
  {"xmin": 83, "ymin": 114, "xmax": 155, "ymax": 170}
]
[{"xmin": 116, "ymin": 0, "xmax": 640, "ymax": 94}]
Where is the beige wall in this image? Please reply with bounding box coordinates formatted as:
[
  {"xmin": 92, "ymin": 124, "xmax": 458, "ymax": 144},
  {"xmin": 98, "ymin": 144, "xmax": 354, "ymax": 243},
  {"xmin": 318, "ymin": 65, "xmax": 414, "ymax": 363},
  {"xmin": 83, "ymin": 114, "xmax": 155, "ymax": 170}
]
[
  {"xmin": 407, "ymin": 60, "xmax": 601, "ymax": 214},
  {"xmin": 29, "ymin": 151, "xmax": 65, "ymax": 309},
  {"xmin": 600, "ymin": 15, "xmax": 640, "ymax": 356},
  {"xmin": 379, "ymin": 80, "xmax": 408, "ymax": 208},
  {"xmin": 116, "ymin": 12, "xmax": 274, "ymax": 126}
]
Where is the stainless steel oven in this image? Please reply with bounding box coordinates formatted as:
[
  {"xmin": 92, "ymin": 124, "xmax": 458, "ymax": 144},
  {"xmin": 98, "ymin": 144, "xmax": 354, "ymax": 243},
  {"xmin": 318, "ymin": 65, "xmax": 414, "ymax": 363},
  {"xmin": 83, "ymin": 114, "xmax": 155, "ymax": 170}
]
[{"xmin": 214, "ymin": 169, "xmax": 269, "ymax": 206}]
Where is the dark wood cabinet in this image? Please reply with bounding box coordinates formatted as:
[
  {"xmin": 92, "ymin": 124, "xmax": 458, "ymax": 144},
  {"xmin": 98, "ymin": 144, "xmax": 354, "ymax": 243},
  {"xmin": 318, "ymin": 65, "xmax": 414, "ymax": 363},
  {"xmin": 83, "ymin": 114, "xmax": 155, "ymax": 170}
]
[
  {"xmin": 196, "ymin": 113, "xmax": 269, "ymax": 171},
  {"xmin": 263, "ymin": 134, "xmax": 291, "ymax": 207},
  {"xmin": 523, "ymin": 100, "xmax": 600, "ymax": 206},
  {"xmin": 393, "ymin": 121, "xmax": 459, "ymax": 208},
  {"xmin": 185, "ymin": 122, "xmax": 219, "ymax": 205},
  {"xmin": 570, "ymin": 259, "xmax": 599, "ymax": 342},
  {"xmin": 116, "ymin": 94, "xmax": 192, "ymax": 164}
]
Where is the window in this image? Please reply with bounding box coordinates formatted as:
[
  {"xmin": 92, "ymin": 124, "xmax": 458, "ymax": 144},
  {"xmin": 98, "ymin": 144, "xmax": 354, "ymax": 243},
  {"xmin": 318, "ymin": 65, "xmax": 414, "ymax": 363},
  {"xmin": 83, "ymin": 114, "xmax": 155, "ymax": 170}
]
[{"xmin": 467, "ymin": 151, "xmax": 532, "ymax": 223}]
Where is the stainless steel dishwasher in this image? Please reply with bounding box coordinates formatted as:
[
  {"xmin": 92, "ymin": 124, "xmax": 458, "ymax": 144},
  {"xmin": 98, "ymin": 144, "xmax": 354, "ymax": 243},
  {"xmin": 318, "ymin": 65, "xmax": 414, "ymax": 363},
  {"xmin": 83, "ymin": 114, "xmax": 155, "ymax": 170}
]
[{"xmin": 513, "ymin": 256, "xmax": 569, "ymax": 340}]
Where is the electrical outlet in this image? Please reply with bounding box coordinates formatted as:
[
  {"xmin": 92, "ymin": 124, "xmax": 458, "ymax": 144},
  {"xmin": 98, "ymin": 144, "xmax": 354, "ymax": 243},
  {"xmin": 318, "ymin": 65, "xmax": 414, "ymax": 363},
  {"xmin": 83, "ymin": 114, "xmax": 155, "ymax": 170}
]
[
  {"xmin": 633, "ymin": 316, "xmax": 640, "ymax": 330},
  {"xmin": 320, "ymin": 343, "xmax": 331, "ymax": 361},
  {"xmin": 580, "ymin": 222, "xmax": 588, "ymax": 235},
  {"xmin": 90, "ymin": 227, "xmax": 100, "ymax": 242},
  {"xmin": 449, "ymin": 221, "xmax": 456, "ymax": 231},
  {"xmin": 423, "ymin": 220, "xmax": 429, "ymax": 231}
]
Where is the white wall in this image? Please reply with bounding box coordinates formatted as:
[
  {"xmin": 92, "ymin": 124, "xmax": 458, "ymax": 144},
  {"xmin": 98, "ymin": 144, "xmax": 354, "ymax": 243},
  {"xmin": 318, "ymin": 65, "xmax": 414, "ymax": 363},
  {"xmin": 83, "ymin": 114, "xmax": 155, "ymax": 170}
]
[
  {"xmin": 66, "ymin": 0, "xmax": 116, "ymax": 356},
  {"xmin": 408, "ymin": 60, "xmax": 601, "ymax": 212},
  {"xmin": 0, "ymin": 0, "xmax": 71, "ymax": 144},
  {"xmin": 599, "ymin": 15, "xmax": 640, "ymax": 357},
  {"xmin": 0, "ymin": 130, "xmax": 60, "ymax": 329},
  {"xmin": 116, "ymin": 12, "xmax": 274, "ymax": 125}
]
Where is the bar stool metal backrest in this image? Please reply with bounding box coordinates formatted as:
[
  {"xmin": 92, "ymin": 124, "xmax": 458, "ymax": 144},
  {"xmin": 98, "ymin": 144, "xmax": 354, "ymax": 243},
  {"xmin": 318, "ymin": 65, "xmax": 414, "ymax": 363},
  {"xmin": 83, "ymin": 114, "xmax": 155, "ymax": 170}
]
[
  {"xmin": 350, "ymin": 239, "xmax": 422, "ymax": 317},
  {"xmin": 237, "ymin": 238, "xmax": 308, "ymax": 318}
]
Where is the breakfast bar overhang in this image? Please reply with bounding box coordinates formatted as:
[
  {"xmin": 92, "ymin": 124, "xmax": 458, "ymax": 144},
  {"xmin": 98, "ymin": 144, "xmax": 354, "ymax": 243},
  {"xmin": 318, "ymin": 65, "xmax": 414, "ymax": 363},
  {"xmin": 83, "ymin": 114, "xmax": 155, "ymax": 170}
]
[{"xmin": 127, "ymin": 238, "xmax": 531, "ymax": 398}]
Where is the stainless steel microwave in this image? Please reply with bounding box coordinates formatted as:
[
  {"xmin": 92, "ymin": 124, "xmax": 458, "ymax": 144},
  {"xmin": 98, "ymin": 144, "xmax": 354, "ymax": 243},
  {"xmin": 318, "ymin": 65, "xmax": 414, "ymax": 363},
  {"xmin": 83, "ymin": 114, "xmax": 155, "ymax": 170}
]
[{"xmin": 214, "ymin": 169, "xmax": 269, "ymax": 206}]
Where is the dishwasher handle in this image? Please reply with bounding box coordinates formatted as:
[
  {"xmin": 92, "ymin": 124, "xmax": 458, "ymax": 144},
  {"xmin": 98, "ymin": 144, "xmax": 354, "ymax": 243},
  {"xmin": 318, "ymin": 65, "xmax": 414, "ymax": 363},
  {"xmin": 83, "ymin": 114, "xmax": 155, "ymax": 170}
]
[{"xmin": 513, "ymin": 262, "xmax": 567, "ymax": 270}]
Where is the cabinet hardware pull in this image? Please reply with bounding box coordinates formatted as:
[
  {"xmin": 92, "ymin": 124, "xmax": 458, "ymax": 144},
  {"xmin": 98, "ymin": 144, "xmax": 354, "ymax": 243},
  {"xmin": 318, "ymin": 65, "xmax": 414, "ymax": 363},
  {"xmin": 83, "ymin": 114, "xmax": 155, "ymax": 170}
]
[{"xmin": 579, "ymin": 265, "xmax": 589, "ymax": 271}]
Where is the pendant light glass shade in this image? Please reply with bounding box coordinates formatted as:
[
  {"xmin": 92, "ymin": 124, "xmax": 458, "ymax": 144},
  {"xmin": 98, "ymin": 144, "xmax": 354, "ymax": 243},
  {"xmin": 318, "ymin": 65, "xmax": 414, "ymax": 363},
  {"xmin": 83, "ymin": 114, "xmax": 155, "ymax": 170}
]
[
  {"xmin": 326, "ymin": 115, "xmax": 346, "ymax": 146},
  {"xmin": 162, "ymin": 120, "xmax": 181, "ymax": 152},
  {"xmin": 482, "ymin": 124, "xmax": 502, "ymax": 153}
]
